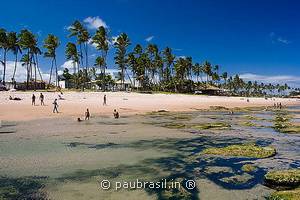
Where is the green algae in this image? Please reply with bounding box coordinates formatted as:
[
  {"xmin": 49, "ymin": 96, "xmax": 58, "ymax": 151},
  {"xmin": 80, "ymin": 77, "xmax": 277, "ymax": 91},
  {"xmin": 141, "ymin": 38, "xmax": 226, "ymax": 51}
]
[
  {"xmin": 0, "ymin": 176, "xmax": 47, "ymax": 200},
  {"xmin": 265, "ymin": 169, "xmax": 300, "ymax": 187},
  {"xmin": 160, "ymin": 178, "xmax": 193, "ymax": 200},
  {"xmin": 220, "ymin": 173, "xmax": 253, "ymax": 184},
  {"xmin": 273, "ymin": 110, "xmax": 300, "ymax": 134},
  {"xmin": 268, "ymin": 188, "xmax": 300, "ymax": 200},
  {"xmin": 241, "ymin": 164, "xmax": 257, "ymax": 172},
  {"xmin": 202, "ymin": 143, "xmax": 276, "ymax": 158},
  {"xmin": 162, "ymin": 123, "xmax": 186, "ymax": 129},
  {"xmin": 190, "ymin": 122, "xmax": 231, "ymax": 130}
]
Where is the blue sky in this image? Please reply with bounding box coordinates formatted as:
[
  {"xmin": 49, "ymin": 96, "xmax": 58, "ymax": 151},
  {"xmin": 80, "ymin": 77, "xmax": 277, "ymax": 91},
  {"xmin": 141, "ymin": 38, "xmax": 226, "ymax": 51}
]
[{"xmin": 1, "ymin": 0, "xmax": 300, "ymax": 86}]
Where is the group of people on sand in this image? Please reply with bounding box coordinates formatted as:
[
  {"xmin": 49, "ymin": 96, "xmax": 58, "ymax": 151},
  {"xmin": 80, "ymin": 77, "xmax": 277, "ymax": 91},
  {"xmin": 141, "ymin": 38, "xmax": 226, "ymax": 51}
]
[
  {"xmin": 77, "ymin": 94, "xmax": 119, "ymax": 122},
  {"xmin": 31, "ymin": 93, "xmax": 45, "ymax": 106},
  {"xmin": 274, "ymin": 102, "xmax": 283, "ymax": 109},
  {"xmin": 30, "ymin": 93, "xmax": 59, "ymax": 113}
]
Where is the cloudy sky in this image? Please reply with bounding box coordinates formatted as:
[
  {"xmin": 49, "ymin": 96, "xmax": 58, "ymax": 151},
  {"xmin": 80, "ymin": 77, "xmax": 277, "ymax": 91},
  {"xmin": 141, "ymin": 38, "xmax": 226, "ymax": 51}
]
[{"xmin": 0, "ymin": 0, "xmax": 300, "ymax": 86}]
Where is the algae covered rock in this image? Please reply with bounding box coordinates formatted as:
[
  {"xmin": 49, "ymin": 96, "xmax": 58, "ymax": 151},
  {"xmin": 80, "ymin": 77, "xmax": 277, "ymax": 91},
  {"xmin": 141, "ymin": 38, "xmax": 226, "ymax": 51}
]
[
  {"xmin": 190, "ymin": 122, "xmax": 231, "ymax": 130},
  {"xmin": 241, "ymin": 164, "xmax": 257, "ymax": 172},
  {"xmin": 202, "ymin": 143, "xmax": 276, "ymax": 158},
  {"xmin": 265, "ymin": 169, "xmax": 300, "ymax": 188},
  {"xmin": 268, "ymin": 188, "xmax": 300, "ymax": 200}
]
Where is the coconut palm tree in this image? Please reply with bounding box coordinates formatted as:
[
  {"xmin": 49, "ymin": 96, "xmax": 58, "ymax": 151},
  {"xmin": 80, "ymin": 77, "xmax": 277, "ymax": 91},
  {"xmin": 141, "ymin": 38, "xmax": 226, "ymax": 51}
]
[
  {"xmin": 114, "ymin": 33, "xmax": 130, "ymax": 90},
  {"xmin": 68, "ymin": 20, "xmax": 90, "ymax": 88},
  {"xmin": 68, "ymin": 21, "xmax": 84, "ymax": 63},
  {"xmin": 7, "ymin": 32, "xmax": 22, "ymax": 83},
  {"xmin": 44, "ymin": 34, "xmax": 60, "ymax": 86},
  {"xmin": 203, "ymin": 61, "xmax": 212, "ymax": 84},
  {"xmin": 221, "ymin": 72, "xmax": 228, "ymax": 86},
  {"xmin": 92, "ymin": 26, "xmax": 109, "ymax": 90},
  {"xmin": 193, "ymin": 63, "xmax": 202, "ymax": 83},
  {"xmin": 31, "ymin": 46, "xmax": 42, "ymax": 90},
  {"xmin": 0, "ymin": 28, "xmax": 9, "ymax": 85},
  {"xmin": 65, "ymin": 42, "xmax": 79, "ymax": 88},
  {"xmin": 162, "ymin": 47, "xmax": 175, "ymax": 82},
  {"xmin": 146, "ymin": 44, "xmax": 159, "ymax": 84},
  {"xmin": 18, "ymin": 29, "xmax": 37, "ymax": 89}
]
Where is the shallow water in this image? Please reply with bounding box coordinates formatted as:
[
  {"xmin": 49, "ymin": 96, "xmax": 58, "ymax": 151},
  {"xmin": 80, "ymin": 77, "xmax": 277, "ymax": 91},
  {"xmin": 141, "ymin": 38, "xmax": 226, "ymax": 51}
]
[{"xmin": 0, "ymin": 108, "xmax": 299, "ymax": 200}]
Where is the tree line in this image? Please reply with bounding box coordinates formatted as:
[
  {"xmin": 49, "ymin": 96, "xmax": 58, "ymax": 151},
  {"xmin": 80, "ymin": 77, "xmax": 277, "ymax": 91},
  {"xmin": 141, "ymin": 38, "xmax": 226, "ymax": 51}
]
[{"xmin": 0, "ymin": 20, "xmax": 294, "ymax": 96}]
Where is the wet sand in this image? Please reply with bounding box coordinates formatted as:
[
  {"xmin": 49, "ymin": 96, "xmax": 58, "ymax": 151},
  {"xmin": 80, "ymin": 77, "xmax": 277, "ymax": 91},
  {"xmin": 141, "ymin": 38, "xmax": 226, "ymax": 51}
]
[{"xmin": 1, "ymin": 107, "xmax": 299, "ymax": 199}]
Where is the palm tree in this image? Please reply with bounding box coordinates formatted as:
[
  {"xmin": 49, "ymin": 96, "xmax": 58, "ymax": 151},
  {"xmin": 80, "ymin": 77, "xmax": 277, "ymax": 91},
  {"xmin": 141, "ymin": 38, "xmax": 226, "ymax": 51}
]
[
  {"xmin": 0, "ymin": 28, "xmax": 9, "ymax": 85},
  {"xmin": 193, "ymin": 63, "xmax": 202, "ymax": 83},
  {"xmin": 162, "ymin": 47, "xmax": 175, "ymax": 82},
  {"xmin": 114, "ymin": 33, "xmax": 130, "ymax": 90},
  {"xmin": 7, "ymin": 32, "xmax": 22, "ymax": 83},
  {"xmin": 146, "ymin": 44, "xmax": 159, "ymax": 84},
  {"xmin": 92, "ymin": 26, "xmax": 109, "ymax": 90},
  {"xmin": 221, "ymin": 72, "xmax": 228, "ymax": 87},
  {"xmin": 18, "ymin": 29, "xmax": 37, "ymax": 89},
  {"xmin": 31, "ymin": 46, "xmax": 42, "ymax": 90},
  {"xmin": 203, "ymin": 61, "xmax": 212, "ymax": 84},
  {"xmin": 94, "ymin": 56, "xmax": 105, "ymax": 86},
  {"xmin": 68, "ymin": 20, "xmax": 84, "ymax": 63},
  {"xmin": 65, "ymin": 42, "xmax": 79, "ymax": 88},
  {"xmin": 44, "ymin": 34, "xmax": 60, "ymax": 86}
]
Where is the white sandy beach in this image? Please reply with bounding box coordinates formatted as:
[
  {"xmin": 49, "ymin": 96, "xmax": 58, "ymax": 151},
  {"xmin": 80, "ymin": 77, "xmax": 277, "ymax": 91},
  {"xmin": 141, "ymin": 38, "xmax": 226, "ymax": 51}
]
[{"xmin": 0, "ymin": 91, "xmax": 299, "ymax": 121}]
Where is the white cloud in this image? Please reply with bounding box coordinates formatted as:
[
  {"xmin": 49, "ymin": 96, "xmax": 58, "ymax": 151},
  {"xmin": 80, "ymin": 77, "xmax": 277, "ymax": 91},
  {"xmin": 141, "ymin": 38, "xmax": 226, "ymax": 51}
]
[
  {"xmin": 83, "ymin": 16, "xmax": 108, "ymax": 30},
  {"xmin": 145, "ymin": 36, "xmax": 154, "ymax": 42},
  {"xmin": 269, "ymin": 32, "xmax": 291, "ymax": 45},
  {"xmin": 239, "ymin": 73, "xmax": 300, "ymax": 85},
  {"xmin": 60, "ymin": 60, "xmax": 77, "ymax": 74},
  {"xmin": 277, "ymin": 37, "xmax": 290, "ymax": 44},
  {"xmin": 0, "ymin": 61, "xmax": 50, "ymax": 82}
]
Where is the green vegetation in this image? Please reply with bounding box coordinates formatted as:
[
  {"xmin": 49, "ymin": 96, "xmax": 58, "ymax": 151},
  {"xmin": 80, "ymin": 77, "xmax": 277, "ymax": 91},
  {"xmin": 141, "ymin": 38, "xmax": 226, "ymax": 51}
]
[
  {"xmin": 273, "ymin": 111, "xmax": 300, "ymax": 134},
  {"xmin": 265, "ymin": 169, "xmax": 300, "ymax": 187},
  {"xmin": 268, "ymin": 188, "xmax": 300, "ymax": 200},
  {"xmin": 240, "ymin": 121, "xmax": 264, "ymax": 128},
  {"xmin": 241, "ymin": 164, "xmax": 257, "ymax": 172},
  {"xmin": 162, "ymin": 123, "xmax": 186, "ymax": 129},
  {"xmin": 190, "ymin": 122, "xmax": 231, "ymax": 130},
  {"xmin": 0, "ymin": 23, "xmax": 293, "ymax": 95},
  {"xmin": 220, "ymin": 173, "xmax": 253, "ymax": 184},
  {"xmin": 202, "ymin": 143, "xmax": 276, "ymax": 158},
  {"xmin": 160, "ymin": 178, "xmax": 193, "ymax": 200},
  {"xmin": 0, "ymin": 176, "xmax": 46, "ymax": 200}
]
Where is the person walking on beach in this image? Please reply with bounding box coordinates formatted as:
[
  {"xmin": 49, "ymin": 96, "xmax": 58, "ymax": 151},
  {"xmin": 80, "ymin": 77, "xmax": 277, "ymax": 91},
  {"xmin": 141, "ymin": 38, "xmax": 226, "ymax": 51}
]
[
  {"xmin": 32, "ymin": 94, "xmax": 36, "ymax": 106},
  {"xmin": 103, "ymin": 95, "xmax": 107, "ymax": 106},
  {"xmin": 113, "ymin": 109, "xmax": 119, "ymax": 119},
  {"xmin": 85, "ymin": 108, "xmax": 90, "ymax": 120},
  {"xmin": 52, "ymin": 99, "xmax": 59, "ymax": 113},
  {"xmin": 39, "ymin": 93, "xmax": 44, "ymax": 106}
]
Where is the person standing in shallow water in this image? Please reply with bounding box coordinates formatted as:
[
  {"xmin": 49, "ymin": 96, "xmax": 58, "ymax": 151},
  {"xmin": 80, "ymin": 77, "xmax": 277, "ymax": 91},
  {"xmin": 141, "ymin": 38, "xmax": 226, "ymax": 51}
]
[
  {"xmin": 39, "ymin": 93, "xmax": 44, "ymax": 106},
  {"xmin": 113, "ymin": 109, "xmax": 119, "ymax": 119},
  {"xmin": 85, "ymin": 108, "xmax": 90, "ymax": 120},
  {"xmin": 103, "ymin": 95, "xmax": 107, "ymax": 106},
  {"xmin": 52, "ymin": 99, "xmax": 59, "ymax": 113},
  {"xmin": 32, "ymin": 94, "xmax": 36, "ymax": 106}
]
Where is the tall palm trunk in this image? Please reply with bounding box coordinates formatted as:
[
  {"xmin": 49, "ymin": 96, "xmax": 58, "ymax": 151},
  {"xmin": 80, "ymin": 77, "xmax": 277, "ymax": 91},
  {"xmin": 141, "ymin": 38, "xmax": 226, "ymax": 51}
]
[
  {"xmin": 2, "ymin": 49, "xmax": 7, "ymax": 85},
  {"xmin": 12, "ymin": 53, "xmax": 18, "ymax": 82},
  {"xmin": 35, "ymin": 54, "xmax": 43, "ymax": 81},
  {"xmin": 55, "ymin": 57, "xmax": 58, "ymax": 87},
  {"xmin": 33, "ymin": 54, "xmax": 37, "ymax": 91},
  {"xmin": 48, "ymin": 59, "xmax": 54, "ymax": 86},
  {"xmin": 26, "ymin": 50, "xmax": 30, "ymax": 89}
]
